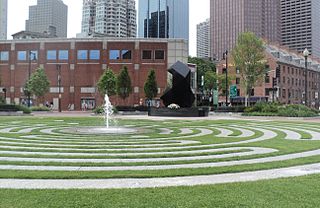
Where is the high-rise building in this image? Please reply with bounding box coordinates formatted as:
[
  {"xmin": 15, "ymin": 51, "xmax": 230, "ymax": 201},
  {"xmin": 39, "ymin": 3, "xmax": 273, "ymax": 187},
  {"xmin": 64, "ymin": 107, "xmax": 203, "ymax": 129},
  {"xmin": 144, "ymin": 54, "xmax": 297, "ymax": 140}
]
[
  {"xmin": 138, "ymin": 0, "xmax": 189, "ymax": 40},
  {"xmin": 280, "ymin": 0, "xmax": 320, "ymax": 57},
  {"xmin": 26, "ymin": 0, "xmax": 68, "ymax": 37},
  {"xmin": 197, "ymin": 19, "xmax": 210, "ymax": 59},
  {"xmin": 81, "ymin": 0, "xmax": 136, "ymax": 37},
  {"xmin": 0, "ymin": 0, "xmax": 7, "ymax": 40},
  {"xmin": 210, "ymin": 0, "xmax": 279, "ymax": 60}
]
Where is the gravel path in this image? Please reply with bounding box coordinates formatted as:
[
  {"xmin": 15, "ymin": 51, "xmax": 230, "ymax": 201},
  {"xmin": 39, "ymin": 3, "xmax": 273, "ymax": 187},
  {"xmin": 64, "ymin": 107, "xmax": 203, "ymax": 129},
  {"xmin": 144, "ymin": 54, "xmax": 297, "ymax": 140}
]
[{"xmin": 1, "ymin": 163, "xmax": 320, "ymax": 189}]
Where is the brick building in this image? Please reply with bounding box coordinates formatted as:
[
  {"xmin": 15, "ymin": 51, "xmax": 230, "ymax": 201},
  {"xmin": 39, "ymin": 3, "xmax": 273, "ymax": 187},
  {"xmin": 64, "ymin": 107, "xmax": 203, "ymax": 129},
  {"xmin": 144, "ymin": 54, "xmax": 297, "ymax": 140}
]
[
  {"xmin": 0, "ymin": 38, "xmax": 188, "ymax": 110},
  {"xmin": 217, "ymin": 44, "xmax": 320, "ymax": 108}
]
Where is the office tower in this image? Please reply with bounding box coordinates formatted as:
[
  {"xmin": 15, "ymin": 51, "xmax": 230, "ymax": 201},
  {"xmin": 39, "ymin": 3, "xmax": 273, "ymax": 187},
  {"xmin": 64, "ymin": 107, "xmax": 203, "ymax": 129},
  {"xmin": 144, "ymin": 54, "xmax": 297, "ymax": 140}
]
[
  {"xmin": 81, "ymin": 0, "xmax": 136, "ymax": 37},
  {"xmin": 0, "ymin": 0, "xmax": 7, "ymax": 39},
  {"xmin": 281, "ymin": 0, "xmax": 320, "ymax": 57},
  {"xmin": 197, "ymin": 19, "xmax": 210, "ymax": 58},
  {"xmin": 26, "ymin": 0, "xmax": 68, "ymax": 37},
  {"xmin": 210, "ymin": 0, "xmax": 279, "ymax": 60},
  {"xmin": 138, "ymin": 0, "xmax": 189, "ymax": 40}
]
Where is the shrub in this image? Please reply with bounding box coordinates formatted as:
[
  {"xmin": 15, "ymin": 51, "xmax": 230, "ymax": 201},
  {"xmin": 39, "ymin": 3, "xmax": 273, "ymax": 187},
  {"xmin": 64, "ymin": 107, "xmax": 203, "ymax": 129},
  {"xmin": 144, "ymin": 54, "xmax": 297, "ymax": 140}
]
[
  {"xmin": 93, "ymin": 106, "xmax": 119, "ymax": 115},
  {"xmin": 244, "ymin": 102, "xmax": 319, "ymax": 117},
  {"xmin": 93, "ymin": 106, "xmax": 105, "ymax": 114},
  {"xmin": 30, "ymin": 106, "xmax": 51, "ymax": 111},
  {"xmin": 0, "ymin": 96, "xmax": 4, "ymax": 104},
  {"xmin": 0, "ymin": 104, "xmax": 31, "ymax": 114},
  {"xmin": 16, "ymin": 105, "xmax": 32, "ymax": 114}
]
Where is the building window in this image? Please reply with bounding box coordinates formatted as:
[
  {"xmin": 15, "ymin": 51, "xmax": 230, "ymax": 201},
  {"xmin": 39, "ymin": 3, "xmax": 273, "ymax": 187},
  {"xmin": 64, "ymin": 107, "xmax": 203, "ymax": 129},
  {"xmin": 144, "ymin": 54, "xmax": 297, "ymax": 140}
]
[
  {"xmin": 265, "ymin": 73, "xmax": 270, "ymax": 83},
  {"xmin": 155, "ymin": 50, "xmax": 165, "ymax": 59},
  {"xmin": 17, "ymin": 51, "xmax": 27, "ymax": 61},
  {"xmin": 30, "ymin": 50, "xmax": 38, "ymax": 60},
  {"xmin": 0, "ymin": 51, "xmax": 9, "ymax": 61},
  {"xmin": 58, "ymin": 50, "xmax": 69, "ymax": 60},
  {"xmin": 109, "ymin": 50, "xmax": 120, "ymax": 60},
  {"xmin": 121, "ymin": 50, "xmax": 132, "ymax": 59},
  {"xmin": 142, "ymin": 50, "xmax": 152, "ymax": 59},
  {"xmin": 89, "ymin": 50, "xmax": 100, "ymax": 60},
  {"xmin": 236, "ymin": 78, "xmax": 240, "ymax": 85},
  {"xmin": 47, "ymin": 50, "xmax": 57, "ymax": 60},
  {"xmin": 78, "ymin": 50, "xmax": 88, "ymax": 60},
  {"xmin": 250, "ymin": 89, "xmax": 254, "ymax": 96}
]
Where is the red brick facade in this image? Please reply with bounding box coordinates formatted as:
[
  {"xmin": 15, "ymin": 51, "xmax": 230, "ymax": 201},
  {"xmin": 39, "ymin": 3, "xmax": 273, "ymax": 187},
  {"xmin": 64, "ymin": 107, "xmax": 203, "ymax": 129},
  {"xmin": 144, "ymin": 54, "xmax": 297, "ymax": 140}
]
[
  {"xmin": 217, "ymin": 45, "xmax": 320, "ymax": 108},
  {"xmin": 0, "ymin": 38, "xmax": 188, "ymax": 110}
]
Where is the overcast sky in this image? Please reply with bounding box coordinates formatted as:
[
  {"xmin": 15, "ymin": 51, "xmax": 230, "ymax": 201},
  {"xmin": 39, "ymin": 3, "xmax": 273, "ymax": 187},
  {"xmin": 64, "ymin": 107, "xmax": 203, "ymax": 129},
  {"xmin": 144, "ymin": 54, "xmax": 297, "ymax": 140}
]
[{"xmin": 7, "ymin": 0, "xmax": 209, "ymax": 57}]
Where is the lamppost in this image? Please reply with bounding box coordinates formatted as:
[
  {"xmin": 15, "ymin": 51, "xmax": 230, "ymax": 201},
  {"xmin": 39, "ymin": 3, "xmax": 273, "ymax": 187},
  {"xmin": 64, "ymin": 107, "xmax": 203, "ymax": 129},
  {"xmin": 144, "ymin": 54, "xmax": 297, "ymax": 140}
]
[
  {"xmin": 27, "ymin": 51, "xmax": 37, "ymax": 107},
  {"xmin": 223, "ymin": 50, "xmax": 228, "ymax": 106},
  {"xmin": 303, "ymin": 48, "xmax": 309, "ymax": 106},
  {"xmin": 56, "ymin": 64, "xmax": 62, "ymax": 112}
]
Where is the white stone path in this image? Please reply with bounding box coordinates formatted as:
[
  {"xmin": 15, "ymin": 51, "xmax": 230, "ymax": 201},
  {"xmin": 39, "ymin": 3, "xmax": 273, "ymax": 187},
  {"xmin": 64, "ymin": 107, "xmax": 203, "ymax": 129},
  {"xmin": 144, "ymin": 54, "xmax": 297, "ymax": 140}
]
[{"xmin": 1, "ymin": 163, "xmax": 320, "ymax": 189}]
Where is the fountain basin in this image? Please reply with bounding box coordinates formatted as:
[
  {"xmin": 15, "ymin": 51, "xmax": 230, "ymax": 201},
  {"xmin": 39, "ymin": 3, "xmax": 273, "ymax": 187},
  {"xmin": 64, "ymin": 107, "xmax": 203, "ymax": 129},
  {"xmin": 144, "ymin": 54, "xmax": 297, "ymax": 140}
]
[{"xmin": 63, "ymin": 127, "xmax": 137, "ymax": 135}]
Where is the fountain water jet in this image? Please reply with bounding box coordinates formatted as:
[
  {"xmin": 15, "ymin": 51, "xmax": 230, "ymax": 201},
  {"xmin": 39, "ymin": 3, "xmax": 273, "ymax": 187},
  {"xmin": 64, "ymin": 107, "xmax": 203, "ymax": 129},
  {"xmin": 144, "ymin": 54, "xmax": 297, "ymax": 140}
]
[
  {"xmin": 62, "ymin": 94, "xmax": 137, "ymax": 135},
  {"xmin": 104, "ymin": 94, "xmax": 113, "ymax": 128}
]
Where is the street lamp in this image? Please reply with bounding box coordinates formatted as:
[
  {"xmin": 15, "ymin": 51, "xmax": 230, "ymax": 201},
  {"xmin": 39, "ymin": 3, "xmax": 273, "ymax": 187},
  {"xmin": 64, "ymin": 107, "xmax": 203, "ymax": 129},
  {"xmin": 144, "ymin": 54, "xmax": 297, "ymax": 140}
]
[
  {"xmin": 223, "ymin": 50, "xmax": 228, "ymax": 106},
  {"xmin": 27, "ymin": 51, "xmax": 37, "ymax": 107},
  {"xmin": 56, "ymin": 64, "xmax": 62, "ymax": 112},
  {"xmin": 303, "ymin": 48, "xmax": 309, "ymax": 106}
]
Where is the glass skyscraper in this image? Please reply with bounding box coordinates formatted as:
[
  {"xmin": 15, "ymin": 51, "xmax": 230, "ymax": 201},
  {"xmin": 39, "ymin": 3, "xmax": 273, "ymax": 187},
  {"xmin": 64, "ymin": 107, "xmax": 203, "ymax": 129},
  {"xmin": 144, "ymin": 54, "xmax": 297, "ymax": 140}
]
[{"xmin": 138, "ymin": 0, "xmax": 189, "ymax": 40}]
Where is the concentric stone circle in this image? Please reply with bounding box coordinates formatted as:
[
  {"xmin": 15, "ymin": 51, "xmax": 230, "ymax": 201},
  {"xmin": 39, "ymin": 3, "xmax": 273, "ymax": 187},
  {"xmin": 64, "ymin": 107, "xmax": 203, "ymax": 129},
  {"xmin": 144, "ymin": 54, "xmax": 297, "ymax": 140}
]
[{"xmin": 0, "ymin": 118, "xmax": 320, "ymax": 189}]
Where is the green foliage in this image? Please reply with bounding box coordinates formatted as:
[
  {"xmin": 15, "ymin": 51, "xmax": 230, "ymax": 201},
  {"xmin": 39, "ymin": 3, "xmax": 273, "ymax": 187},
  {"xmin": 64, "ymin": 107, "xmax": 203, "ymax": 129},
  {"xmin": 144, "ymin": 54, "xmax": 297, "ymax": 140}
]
[
  {"xmin": 188, "ymin": 57, "xmax": 216, "ymax": 89},
  {"xmin": 0, "ymin": 96, "xmax": 4, "ymax": 104},
  {"xmin": 93, "ymin": 106, "xmax": 118, "ymax": 115},
  {"xmin": 0, "ymin": 104, "xmax": 31, "ymax": 114},
  {"xmin": 218, "ymin": 74, "xmax": 235, "ymax": 93},
  {"xmin": 204, "ymin": 71, "xmax": 217, "ymax": 91},
  {"xmin": 116, "ymin": 66, "xmax": 132, "ymax": 100},
  {"xmin": 26, "ymin": 67, "xmax": 50, "ymax": 100},
  {"xmin": 232, "ymin": 32, "xmax": 266, "ymax": 103},
  {"xmin": 92, "ymin": 106, "xmax": 105, "ymax": 114},
  {"xmin": 16, "ymin": 105, "xmax": 32, "ymax": 114},
  {"xmin": 30, "ymin": 106, "xmax": 51, "ymax": 112},
  {"xmin": 144, "ymin": 69, "xmax": 158, "ymax": 100},
  {"xmin": 97, "ymin": 68, "xmax": 117, "ymax": 96},
  {"xmin": 244, "ymin": 102, "xmax": 319, "ymax": 117}
]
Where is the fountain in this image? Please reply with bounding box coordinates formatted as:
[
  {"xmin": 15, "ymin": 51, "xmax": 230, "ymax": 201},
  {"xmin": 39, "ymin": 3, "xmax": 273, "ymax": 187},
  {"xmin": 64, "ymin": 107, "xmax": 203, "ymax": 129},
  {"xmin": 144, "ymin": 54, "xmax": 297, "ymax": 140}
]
[
  {"xmin": 63, "ymin": 94, "xmax": 137, "ymax": 135},
  {"xmin": 104, "ymin": 94, "xmax": 113, "ymax": 128}
]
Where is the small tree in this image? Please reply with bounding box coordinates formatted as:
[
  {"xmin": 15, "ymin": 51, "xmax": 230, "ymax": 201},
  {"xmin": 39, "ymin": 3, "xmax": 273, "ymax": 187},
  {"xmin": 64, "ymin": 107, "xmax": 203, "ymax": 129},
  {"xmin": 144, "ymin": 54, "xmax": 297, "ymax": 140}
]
[
  {"xmin": 26, "ymin": 67, "xmax": 50, "ymax": 105},
  {"xmin": 97, "ymin": 68, "xmax": 117, "ymax": 96},
  {"xmin": 204, "ymin": 71, "xmax": 217, "ymax": 91},
  {"xmin": 232, "ymin": 32, "xmax": 266, "ymax": 106},
  {"xmin": 144, "ymin": 69, "xmax": 158, "ymax": 102},
  {"xmin": 116, "ymin": 66, "xmax": 132, "ymax": 101}
]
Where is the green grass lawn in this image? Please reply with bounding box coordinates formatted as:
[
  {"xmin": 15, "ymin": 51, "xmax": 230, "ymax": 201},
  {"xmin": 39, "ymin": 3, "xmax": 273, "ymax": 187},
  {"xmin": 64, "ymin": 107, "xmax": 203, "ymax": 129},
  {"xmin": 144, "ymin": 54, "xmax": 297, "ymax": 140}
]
[
  {"xmin": 0, "ymin": 116, "xmax": 320, "ymax": 207},
  {"xmin": 1, "ymin": 174, "xmax": 319, "ymax": 208},
  {"xmin": 0, "ymin": 116, "xmax": 320, "ymax": 179}
]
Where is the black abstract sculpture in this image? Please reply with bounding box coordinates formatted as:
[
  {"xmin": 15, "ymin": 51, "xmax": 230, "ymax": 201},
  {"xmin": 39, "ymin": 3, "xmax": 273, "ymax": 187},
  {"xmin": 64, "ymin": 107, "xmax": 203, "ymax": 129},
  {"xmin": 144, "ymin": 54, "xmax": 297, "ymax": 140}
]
[{"xmin": 161, "ymin": 61, "xmax": 195, "ymax": 108}]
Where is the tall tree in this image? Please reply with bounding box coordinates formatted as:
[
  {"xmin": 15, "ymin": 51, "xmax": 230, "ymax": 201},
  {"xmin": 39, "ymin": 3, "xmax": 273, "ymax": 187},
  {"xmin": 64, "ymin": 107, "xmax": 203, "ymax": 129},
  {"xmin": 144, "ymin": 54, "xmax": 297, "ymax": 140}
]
[
  {"xmin": 26, "ymin": 67, "xmax": 50, "ymax": 104},
  {"xmin": 116, "ymin": 66, "xmax": 132, "ymax": 101},
  {"xmin": 232, "ymin": 32, "xmax": 266, "ymax": 106},
  {"xmin": 188, "ymin": 57, "xmax": 216, "ymax": 89},
  {"xmin": 97, "ymin": 68, "xmax": 117, "ymax": 96},
  {"xmin": 144, "ymin": 69, "xmax": 158, "ymax": 100}
]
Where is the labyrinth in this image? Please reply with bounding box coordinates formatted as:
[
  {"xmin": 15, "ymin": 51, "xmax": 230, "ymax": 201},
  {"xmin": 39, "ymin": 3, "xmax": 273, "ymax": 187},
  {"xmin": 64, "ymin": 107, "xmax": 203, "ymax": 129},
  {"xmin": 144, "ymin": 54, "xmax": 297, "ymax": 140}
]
[{"xmin": 1, "ymin": 116, "xmax": 320, "ymax": 189}]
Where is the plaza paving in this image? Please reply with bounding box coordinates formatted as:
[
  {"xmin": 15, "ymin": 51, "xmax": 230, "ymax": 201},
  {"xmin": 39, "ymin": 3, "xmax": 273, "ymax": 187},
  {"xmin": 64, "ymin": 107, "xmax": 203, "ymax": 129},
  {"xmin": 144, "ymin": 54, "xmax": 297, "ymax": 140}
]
[{"xmin": 0, "ymin": 112, "xmax": 320, "ymax": 189}]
